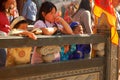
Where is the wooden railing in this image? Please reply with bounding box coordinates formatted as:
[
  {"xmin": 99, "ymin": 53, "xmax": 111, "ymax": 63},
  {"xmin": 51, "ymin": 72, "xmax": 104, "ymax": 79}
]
[{"xmin": 0, "ymin": 33, "xmax": 118, "ymax": 80}]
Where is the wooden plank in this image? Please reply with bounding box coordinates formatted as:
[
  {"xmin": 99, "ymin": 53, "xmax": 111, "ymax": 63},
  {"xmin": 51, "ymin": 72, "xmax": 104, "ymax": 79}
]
[
  {"xmin": 0, "ymin": 57, "xmax": 104, "ymax": 79},
  {"xmin": 0, "ymin": 34, "xmax": 107, "ymax": 48},
  {"xmin": 0, "ymin": 34, "xmax": 107, "ymax": 80}
]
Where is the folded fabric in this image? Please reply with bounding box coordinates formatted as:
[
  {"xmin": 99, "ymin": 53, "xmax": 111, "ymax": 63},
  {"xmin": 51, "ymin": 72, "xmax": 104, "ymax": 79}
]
[
  {"xmin": 42, "ymin": 52, "xmax": 60, "ymax": 62},
  {"xmin": 36, "ymin": 45, "xmax": 61, "ymax": 55}
]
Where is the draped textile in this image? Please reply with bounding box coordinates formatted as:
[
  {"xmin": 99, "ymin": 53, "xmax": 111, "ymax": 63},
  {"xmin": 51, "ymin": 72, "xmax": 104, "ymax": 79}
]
[{"xmin": 93, "ymin": 0, "xmax": 118, "ymax": 45}]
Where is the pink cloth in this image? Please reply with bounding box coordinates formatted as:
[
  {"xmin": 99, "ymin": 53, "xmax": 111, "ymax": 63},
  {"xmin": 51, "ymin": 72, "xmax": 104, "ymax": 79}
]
[
  {"xmin": 31, "ymin": 47, "xmax": 61, "ymax": 64},
  {"xmin": 53, "ymin": 52, "xmax": 60, "ymax": 62},
  {"xmin": 31, "ymin": 47, "xmax": 43, "ymax": 64}
]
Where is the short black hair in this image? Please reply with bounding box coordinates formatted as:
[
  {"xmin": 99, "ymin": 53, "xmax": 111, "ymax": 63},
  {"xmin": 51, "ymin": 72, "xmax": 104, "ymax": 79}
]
[
  {"xmin": 14, "ymin": 20, "xmax": 28, "ymax": 29},
  {"xmin": 37, "ymin": 1, "xmax": 57, "ymax": 22}
]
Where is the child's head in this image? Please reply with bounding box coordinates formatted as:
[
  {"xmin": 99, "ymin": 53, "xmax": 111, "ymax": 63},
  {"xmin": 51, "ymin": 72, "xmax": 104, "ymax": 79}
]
[
  {"xmin": 10, "ymin": 16, "xmax": 28, "ymax": 30},
  {"xmin": 70, "ymin": 22, "xmax": 83, "ymax": 34},
  {"xmin": 38, "ymin": 1, "xmax": 57, "ymax": 23},
  {"xmin": 9, "ymin": 3, "xmax": 15, "ymax": 16}
]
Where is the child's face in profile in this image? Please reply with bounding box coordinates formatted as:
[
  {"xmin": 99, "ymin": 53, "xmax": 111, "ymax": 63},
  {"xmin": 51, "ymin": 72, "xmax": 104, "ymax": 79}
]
[
  {"xmin": 18, "ymin": 23, "xmax": 28, "ymax": 30},
  {"xmin": 73, "ymin": 25, "xmax": 83, "ymax": 34},
  {"xmin": 44, "ymin": 7, "xmax": 56, "ymax": 23}
]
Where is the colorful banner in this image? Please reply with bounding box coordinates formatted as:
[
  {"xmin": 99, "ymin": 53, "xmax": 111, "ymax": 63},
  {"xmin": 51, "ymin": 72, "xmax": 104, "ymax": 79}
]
[{"xmin": 93, "ymin": 0, "xmax": 118, "ymax": 45}]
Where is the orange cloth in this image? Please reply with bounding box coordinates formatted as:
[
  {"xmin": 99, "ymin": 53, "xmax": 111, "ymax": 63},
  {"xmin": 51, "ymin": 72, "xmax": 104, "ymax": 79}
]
[{"xmin": 93, "ymin": 0, "xmax": 118, "ymax": 45}]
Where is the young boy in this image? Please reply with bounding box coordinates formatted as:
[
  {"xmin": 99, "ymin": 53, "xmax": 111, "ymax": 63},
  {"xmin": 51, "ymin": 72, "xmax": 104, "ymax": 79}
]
[
  {"xmin": 69, "ymin": 22, "xmax": 91, "ymax": 59},
  {"xmin": 6, "ymin": 16, "xmax": 37, "ymax": 67}
]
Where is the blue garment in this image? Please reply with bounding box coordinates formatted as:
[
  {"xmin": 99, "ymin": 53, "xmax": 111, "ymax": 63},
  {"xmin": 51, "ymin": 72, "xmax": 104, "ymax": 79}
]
[
  {"xmin": 60, "ymin": 44, "xmax": 76, "ymax": 61},
  {"xmin": 0, "ymin": 48, "xmax": 6, "ymax": 67},
  {"xmin": 60, "ymin": 46, "xmax": 70, "ymax": 61},
  {"xmin": 22, "ymin": 0, "xmax": 37, "ymax": 21},
  {"xmin": 60, "ymin": 44, "xmax": 91, "ymax": 60},
  {"xmin": 69, "ymin": 44, "xmax": 91, "ymax": 59},
  {"xmin": 76, "ymin": 44, "xmax": 91, "ymax": 58}
]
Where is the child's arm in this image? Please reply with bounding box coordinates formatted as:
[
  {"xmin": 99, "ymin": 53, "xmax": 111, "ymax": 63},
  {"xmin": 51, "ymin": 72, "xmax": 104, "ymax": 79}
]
[
  {"xmin": 21, "ymin": 31, "xmax": 37, "ymax": 40},
  {"xmin": 55, "ymin": 17, "xmax": 73, "ymax": 35},
  {"xmin": 34, "ymin": 21, "xmax": 58, "ymax": 35},
  {"xmin": 9, "ymin": 29, "xmax": 37, "ymax": 40}
]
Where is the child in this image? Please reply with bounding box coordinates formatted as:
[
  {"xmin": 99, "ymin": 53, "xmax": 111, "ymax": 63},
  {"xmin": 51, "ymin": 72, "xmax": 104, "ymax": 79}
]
[
  {"xmin": 68, "ymin": 22, "xmax": 91, "ymax": 59},
  {"xmin": 0, "ymin": 0, "xmax": 15, "ymax": 67},
  {"xmin": 7, "ymin": 0, "xmax": 19, "ymax": 22},
  {"xmin": 6, "ymin": 16, "xmax": 37, "ymax": 67},
  {"xmin": 31, "ymin": 1, "xmax": 73, "ymax": 64}
]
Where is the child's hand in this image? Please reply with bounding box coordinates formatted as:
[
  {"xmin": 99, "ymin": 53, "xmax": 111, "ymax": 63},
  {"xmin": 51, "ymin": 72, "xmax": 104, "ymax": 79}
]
[
  {"xmin": 54, "ymin": 11, "xmax": 64, "ymax": 23},
  {"xmin": 54, "ymin": 16, "xmax": 64, "ymax": 23},
  {"xmin": 22, "ymin": 31, "xmax": 37, "ymax": 40},
  {"xmin": 27, "ymin": 32, "xmax": 37, "ymax": 40}
]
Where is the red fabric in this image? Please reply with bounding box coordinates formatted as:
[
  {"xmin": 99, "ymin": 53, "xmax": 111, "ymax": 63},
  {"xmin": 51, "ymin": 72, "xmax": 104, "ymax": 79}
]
[
  {"xmin": 0, "ymin": 12, "xmax": 10, "ymax": 34},
  {"xmin": 94, "ymin": 0, "xmax": 118, "ymax": 45},
  {"xmin": 94, "ymin": 0, "xmax": 115, "ymax": 16}
]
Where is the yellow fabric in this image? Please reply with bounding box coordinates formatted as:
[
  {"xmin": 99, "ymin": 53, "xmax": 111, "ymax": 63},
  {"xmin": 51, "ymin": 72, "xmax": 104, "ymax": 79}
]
[
  {"xmin": 6, "ymin": 47, "xmax": 32, "ymax": 67},
  {"xmin": 93, "ymin": 4, "xmax": 118, "ymax": 45}
]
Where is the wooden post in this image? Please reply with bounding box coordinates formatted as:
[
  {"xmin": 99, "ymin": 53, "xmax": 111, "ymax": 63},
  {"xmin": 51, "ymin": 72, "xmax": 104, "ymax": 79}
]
[
  {"xmin": 105, "ymin": 36, "xmax": 118, "ymax": 80},
  {"xmin": 97, "ymin": 29, "xmax": 119, "ymax": 80}
]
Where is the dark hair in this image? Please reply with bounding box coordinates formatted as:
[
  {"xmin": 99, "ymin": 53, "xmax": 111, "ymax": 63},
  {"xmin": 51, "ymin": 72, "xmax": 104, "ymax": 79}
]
[
  {"xmin": 72, "ymin": 0, "xmax": 91, "ymax": 17},
  {"xmin": 0, "ymin": 0, "xmax": 8, "ymax": 12},
  {"xmin": 72, "ymin": 0, "xmax": 94, "ymax": 22},
  {"xmin": 79, "ymin": 0, "xmax": 91, "ymax": 12},
  {"xmin": 14, "ymin": 20, "xmax": 28, "ymax": 29},
  {"xmin": 37, "ymin": 1, "xmax": 57, "ymax": 22}
]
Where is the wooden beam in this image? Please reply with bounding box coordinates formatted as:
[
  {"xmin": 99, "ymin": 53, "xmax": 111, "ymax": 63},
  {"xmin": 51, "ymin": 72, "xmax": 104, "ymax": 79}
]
[
  {"xmin": 0, "ymin": 57, "xmax": 104, "ymax": 79},
  {"xmin": 0, "ymin": 34, "xmax": 107, "ymax": 48}
]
